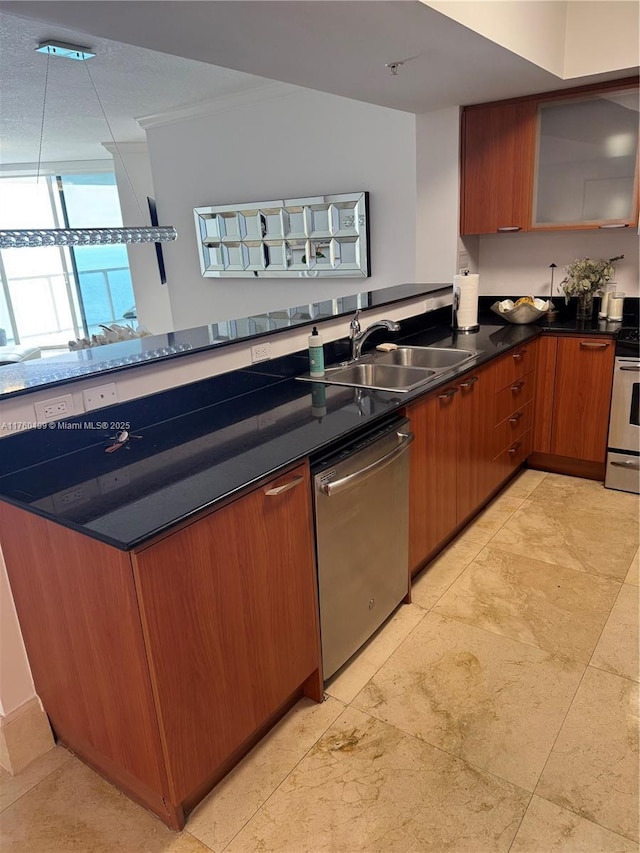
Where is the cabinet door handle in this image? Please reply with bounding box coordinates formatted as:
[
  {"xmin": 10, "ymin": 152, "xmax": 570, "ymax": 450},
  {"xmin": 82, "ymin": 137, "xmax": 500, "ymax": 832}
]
[
  {"xmin": 459, "ymin": 376, "xmax": 478, "ymax": 388},
  {"xmin": 264, "ymin": 475, "xmax": 304, "ymax": 496},
  {"xmin": 508, "ymin": 442, "xmax": 521, "ymax": 455},
  {"xmin": 512, "ymin": 350, "xmax": 526, "ymax": 360},
  {"xmin": 599, "ymin": 223, "xmax": 628, "ymax": 229},
  {"xmin": 497, "ymin": 226, "xmax": 521, "ymax": 232},
  {"xmin": 509, "ymin": 412, "xmax": 523, "ymax": 424},
  {"xmin": 511, "ymin": 381, "xmax": 525, "ymax": 392},
  {"xmin": 579, "ymin": 342, "xmax": 610, "ymax": 349},
  {"xmin": 438, "ymin": 388, "xmax": 459, "ymax": 399}
]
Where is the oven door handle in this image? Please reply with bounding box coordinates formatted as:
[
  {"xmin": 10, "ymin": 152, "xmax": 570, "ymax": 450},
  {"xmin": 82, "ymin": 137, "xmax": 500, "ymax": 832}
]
[
  {"xmin": 610, "ymin": 459, "xmax": 640, "ymax": 470},
  {"xmin": 320, "ymin": 431, "xmax": 414, "ymax": 496},
  {"xmin": 619, "ymin": 364, "xmax": 640, "ymax": 371}
]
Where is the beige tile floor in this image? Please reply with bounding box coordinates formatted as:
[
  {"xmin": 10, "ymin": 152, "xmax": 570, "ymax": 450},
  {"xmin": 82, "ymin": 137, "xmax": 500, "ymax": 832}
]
[{"xmin": 1, "ymin": 470, "xmax": 638, "ymax": 853}]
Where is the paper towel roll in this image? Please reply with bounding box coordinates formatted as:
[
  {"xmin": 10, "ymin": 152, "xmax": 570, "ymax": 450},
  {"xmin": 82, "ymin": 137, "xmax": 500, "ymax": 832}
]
[{"xmin": 453, "ymin": 273, "xmax": 479, "ymax": 330}]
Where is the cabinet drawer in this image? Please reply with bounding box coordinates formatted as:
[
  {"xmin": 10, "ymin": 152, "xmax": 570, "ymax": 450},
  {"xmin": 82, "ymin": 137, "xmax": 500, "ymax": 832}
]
[
  {"xmin": 493, "ymin": 430, "xmax": 532, "ymax": 481},
  {"xmin": 494, "ymin": 370, "xmax": 534, "ymax": 425},
  {"xmin": 494, "ymin": 343, "xmax": 536, "ymax": 390},
  {"xmin": 494, "ymin": 399, "xmax": 533, "ymax": 455}
]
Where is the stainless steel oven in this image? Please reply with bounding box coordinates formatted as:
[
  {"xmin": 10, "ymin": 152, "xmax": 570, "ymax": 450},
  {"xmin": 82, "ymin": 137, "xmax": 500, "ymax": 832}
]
[{"xmin": 605, "ymin": 355, "xmax": 640, "ymax": 494}]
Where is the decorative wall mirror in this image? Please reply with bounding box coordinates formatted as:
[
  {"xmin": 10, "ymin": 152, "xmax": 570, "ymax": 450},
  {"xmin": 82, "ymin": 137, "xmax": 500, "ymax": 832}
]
[{"xmin": 194, "ymin": 191, "xmax": 369, "ymax": 278}]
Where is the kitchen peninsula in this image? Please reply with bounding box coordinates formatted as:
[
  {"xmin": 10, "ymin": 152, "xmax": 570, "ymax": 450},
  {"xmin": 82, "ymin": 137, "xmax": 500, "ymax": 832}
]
[{"xmin": 0, "ymin": 296, "xmax": 624, "ymax": 828}]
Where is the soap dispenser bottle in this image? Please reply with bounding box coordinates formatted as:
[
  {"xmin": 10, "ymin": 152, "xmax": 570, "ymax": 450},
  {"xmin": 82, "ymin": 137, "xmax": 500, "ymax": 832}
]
[{"xmin": 308, "ymin": 326, "xmax": 325, "ymax": 378}]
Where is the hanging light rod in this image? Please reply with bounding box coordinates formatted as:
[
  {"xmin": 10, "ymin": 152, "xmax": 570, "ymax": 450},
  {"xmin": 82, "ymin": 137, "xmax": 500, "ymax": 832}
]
[
  {"xmin": 0, "ymin": 228, "xmax": 178, "ymax": 250},
  {"xmin": 36, "ymin": 40, "xmax": 95, "ymax": 61},
  {"xmin": 1, "ymin": 41, "xmax": 179, "ymax": 250}
]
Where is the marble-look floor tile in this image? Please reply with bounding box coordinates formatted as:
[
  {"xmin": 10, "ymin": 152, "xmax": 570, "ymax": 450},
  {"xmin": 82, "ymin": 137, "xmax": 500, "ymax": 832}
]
[
  {"xmin": 626, "ymin": 549, "xmax": 639, "ymax": 586},
  {"xmin": 490, "ymin": 498, "xmax": 638, "ymax": 581},
  {"xmin": 511, "ymin": 795, "xmax": 638, "ymax": 852},
  {"xmin": 0, "ymin": 745, "xmax": 72, "ymax": 813},
  {"xmin": 353, "ymin": 613, "xmax": 584, "ymax": 791},
  {"xmin": 528, "ymin": 473, "xmax": 640, "ymax": 522},
  {"xmin": 0, "ymin": 757, "xmax": 211, "ymax": 852},
  {"xmin": 225, "ymin": 706, "xmax": 529, "ymax": 853},
  {"xmin": 433, "ymin": 548, "xmax": 620, "ymax": 663},
  {"xmin": 499, "ymin": 469, "xmax": 548, "ymax": 499},
  {"xmin": 590, "ymin": 583, "xmax": 639, "ymax": 682},
  {"xmin": 411, "ymin": 540, "xmax": 484, "ymax": 611},
  {"xmin": 325, "ymin": 604, "xmax": 424, "ymax": 704},
  {"xmin": 188, "ymin": 696, "xmax": 344, "ymax": 851},
  {"xmin": 458, "ymin": 494, "xmax": 527, "ymax": 546},
  {"xmin": 537, "ymin": 666, "xmax": 639, "ymax": 842}
]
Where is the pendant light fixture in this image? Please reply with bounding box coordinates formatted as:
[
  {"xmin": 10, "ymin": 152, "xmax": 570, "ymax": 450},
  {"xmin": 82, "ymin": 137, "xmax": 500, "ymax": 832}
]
[{"xmin": 0, "ymin": 40, "xmax": 177, "ymax": 249}]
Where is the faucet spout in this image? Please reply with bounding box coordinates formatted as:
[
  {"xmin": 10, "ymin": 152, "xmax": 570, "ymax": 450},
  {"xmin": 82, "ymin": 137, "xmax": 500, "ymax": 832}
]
[{"xmin": 350, "ymin": 315, "xmax": 401, "ymax": 360}]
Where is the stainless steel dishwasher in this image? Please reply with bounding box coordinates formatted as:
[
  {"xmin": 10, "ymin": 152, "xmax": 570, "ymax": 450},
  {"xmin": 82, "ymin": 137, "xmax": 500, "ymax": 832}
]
[{"xmin": 312, "ymin": 416, "xmax": 413, "ymax": 680}]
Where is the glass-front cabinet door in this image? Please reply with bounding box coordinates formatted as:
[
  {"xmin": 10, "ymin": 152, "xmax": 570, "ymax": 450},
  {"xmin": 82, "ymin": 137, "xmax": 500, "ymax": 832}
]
[{"xmin": 533, "ymin": 87, "xmax": 639, "ymax": 229}]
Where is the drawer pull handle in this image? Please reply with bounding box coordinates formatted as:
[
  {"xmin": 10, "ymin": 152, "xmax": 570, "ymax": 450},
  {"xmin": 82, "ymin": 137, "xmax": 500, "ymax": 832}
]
[
  {"xmin": 599, "ymin": 223, "xmax": 628, "ymax": 229},
  {"xmin": 264, "ymin": 475, "xmax": 304, "ymax": 496},
  {"xmin": 579, "ymin": 342, "xmax": 610, "ymax": 349},
  {"xmin": 511, "ymin": 381, "xmax": 525, "ymax": 392},
  {"xmin": 438, "ymin": 388, "xmax": 459, "ymax": 400},
  {"xmin": 508, "ymin": 442, "xmax": 521, "ymax": 455},
  {"xmin": 459, "ymin": 376, "xmax": 478, "ymax": 388},
  {"xmin": 509, "ymin": 412, "xmax": 523, "ymax": 424},
  {"xmin": 512, "ymin": 350, "xmax": 526, "ymax": 360},
  {"xmin": 611, "ymin": 460, "xmax": 640, "ymax": 470},
  {"xmin": 497, "ymin": 226, "xmax": 521, "ymax": 232}
]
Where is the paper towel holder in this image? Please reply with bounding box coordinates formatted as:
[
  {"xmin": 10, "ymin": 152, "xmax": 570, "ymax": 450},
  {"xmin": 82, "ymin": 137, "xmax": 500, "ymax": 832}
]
[{"xmin": 452, "ymin": 271, "xmax": 480, "ymax": 333}]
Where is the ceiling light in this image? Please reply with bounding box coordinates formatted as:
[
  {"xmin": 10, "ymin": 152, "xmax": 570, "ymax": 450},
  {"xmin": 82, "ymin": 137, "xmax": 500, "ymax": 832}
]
[
  {"xmin": 0, "ymin": 42, "xmax": 177, "ymax": 250},
  {"xmin": 36, "ymin": 40, "xmax": 95, "ymax": 61}
]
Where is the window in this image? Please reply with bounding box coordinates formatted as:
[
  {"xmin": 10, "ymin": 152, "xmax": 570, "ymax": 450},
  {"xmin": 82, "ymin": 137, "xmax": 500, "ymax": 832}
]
[{"xmin": 0, "ymin": 172, "xmax": 136, "ymax": 354}]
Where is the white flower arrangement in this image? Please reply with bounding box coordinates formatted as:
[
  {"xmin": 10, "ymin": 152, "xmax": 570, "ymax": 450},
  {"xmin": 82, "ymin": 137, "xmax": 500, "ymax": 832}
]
[{"xmin": 560, "ymin": 255, "xmax": 623, "ymax": 303}]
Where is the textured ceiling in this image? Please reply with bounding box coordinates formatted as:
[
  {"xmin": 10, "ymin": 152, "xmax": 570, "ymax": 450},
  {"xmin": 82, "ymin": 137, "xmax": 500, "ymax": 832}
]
[{"xmin": 0, "ymin": 1, "xmax": 635, "ymax": 166}]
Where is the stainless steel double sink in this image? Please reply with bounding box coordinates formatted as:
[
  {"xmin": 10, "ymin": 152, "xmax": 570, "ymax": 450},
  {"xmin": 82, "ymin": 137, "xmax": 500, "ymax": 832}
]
[{"xmin": 299, "ymin": 346, "xmax": 479, "ymax": 393}]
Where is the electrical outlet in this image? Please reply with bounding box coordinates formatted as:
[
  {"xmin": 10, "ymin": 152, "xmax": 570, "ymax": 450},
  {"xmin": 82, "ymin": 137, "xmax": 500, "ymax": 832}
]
[
  {"xmin": 54, "ymin": 486, "xmax": 86, "ymax": 510},
  {"xmin": 34, "ymin": 394, "xmax": 75, "ymax": 422},
  {"xmin": 251, "ymin": 342, "xmax": 271, "ymax": 363},
  {"xmin": 83, "ymin": 382, "xmax": 119, "ymax": 411}
]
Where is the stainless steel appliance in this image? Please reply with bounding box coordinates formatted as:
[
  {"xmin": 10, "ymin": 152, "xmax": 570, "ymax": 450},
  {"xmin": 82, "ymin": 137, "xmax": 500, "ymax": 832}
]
[
  {"xmin": 605, "ymin": 328, "xmax": 640, "ymax": 494},
  {"xmin": 313, "ymin": 417, "xmax": 413, "ymax": 680}
]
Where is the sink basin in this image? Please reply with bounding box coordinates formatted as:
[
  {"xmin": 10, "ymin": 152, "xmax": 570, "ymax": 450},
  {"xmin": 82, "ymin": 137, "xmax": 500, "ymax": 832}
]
[
  {"xmin": 318, "ymin": 362, "xmax": 437, "ymax": 392},
  {"xmin": 375, "ymin": 347, "xmax": 476, "ymax": 370}
]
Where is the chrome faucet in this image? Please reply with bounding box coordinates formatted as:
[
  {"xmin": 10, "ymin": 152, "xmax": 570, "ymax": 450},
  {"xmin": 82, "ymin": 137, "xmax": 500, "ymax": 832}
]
[{"xmin": 349, "ymin": 309, "xmax": 400, "ymax": 360}]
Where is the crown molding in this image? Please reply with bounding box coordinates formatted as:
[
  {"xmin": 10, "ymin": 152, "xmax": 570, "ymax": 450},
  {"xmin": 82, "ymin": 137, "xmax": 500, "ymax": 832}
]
[
  {"xmin": 0, "ymin": 159, "xmax": 113, "ymax": 177},
  {"xmin": 101, "ymin": 141, "xmax": 149, "ymax": 155},
  {"xmin": 137, "ymin": 82, "xmax": 303, "ymax": 130}
]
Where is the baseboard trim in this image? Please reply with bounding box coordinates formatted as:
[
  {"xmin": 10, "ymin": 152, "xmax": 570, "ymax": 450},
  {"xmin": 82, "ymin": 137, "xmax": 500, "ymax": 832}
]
[
  {"xmin": 527, "ymin": 452, "xmax": 605, "ymax": 481},
  {"xmin": 0, "ymin": 696, "xmax": 55, "ymax": 774}
]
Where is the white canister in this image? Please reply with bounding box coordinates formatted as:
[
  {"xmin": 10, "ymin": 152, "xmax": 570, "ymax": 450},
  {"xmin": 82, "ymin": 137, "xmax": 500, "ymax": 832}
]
[
  {"xmin": 607, "ymin": 293, "xmax": 625, "ymax": 321},
  {"xmin": 598, "ymin": 283, "xmax": 616, "ymax": 318}
]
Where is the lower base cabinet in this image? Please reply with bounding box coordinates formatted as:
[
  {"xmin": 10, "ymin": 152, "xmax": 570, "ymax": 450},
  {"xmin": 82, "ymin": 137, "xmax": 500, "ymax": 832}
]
[
  {"xmin": 0, "ymin": 462, "xmax": 322, "ymax": 829},
  {"xmin": 408, "ymin": 341, "xmax": 538, "ymax": 573},
  {"xmin": 533, "ymin": 335, "xmax": 615, "ymax": 478}
]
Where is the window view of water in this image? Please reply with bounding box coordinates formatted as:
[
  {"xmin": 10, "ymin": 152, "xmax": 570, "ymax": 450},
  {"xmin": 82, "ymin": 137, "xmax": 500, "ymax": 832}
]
[{"xmin": 0, "ymin": 171, "xmax": 137, "ymax": 355}]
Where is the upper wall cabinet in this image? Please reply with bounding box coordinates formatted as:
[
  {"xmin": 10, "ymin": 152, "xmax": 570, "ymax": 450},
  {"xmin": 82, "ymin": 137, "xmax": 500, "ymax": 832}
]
[{"xmin": 460, "ymin": 79, "xmax": 639, "ymax": 235}]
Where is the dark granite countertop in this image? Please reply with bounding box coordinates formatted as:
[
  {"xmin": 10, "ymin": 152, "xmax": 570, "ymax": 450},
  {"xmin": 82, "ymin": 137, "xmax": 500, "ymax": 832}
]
[{"xmin": 0, "ymin": 304, "xmax": 624, "ymax": 551}]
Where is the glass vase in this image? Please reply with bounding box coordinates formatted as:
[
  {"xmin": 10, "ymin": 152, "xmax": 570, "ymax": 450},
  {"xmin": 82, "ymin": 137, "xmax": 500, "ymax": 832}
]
[{"xmin": 576, "ymin": 290, "xmax": 594, "ymax": 320}]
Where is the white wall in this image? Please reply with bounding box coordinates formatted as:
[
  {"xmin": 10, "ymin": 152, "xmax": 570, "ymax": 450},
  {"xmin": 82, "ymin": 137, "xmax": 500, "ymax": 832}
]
[
  {"xmin": 104, "ymin": 142, "xmax": 174, "ymax": 335},
  {"xmin": 416, "ymin": 106, "xmax": 461, "ymax": 283},
  {"xmin": 143, "ymin": 87, "xmax": 418, "ymax": 330},
  {"xmin": 0, "ymin": 547, "xmax": 36, "ymax": 717},
  {"xmin": 565, "ymin": 2, "xmax": 640, "ymax": 78},
  {"xmin": 425, "ymin": 0, "xmax": 568, "ymax": 77},
  {"xmin": 476, "ymin": 229, "xmax": 639, "ymax": 298}
]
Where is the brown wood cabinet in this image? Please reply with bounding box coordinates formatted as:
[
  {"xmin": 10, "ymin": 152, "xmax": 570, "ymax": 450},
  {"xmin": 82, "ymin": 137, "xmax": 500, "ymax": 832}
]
[
  {"xmin": 461, "ymin": 77, "xmax": 639, "ymax": 235},
  {"xmin": 409, "ymin": 344, "xmax": 540, "ymax": 572},
  {"xmin": 460, "ymin": 101, "xmax": 536, "ymax": 235},
  {"xmin": 0, "ymin": 462, "xmax": 321, "ymax": 830},
  {"xmin": 532, "ymin": 335, "xmax": 615, "ymax": 478},
  {"xmin": 408, "ymin": 361, "xmax": 501, "ymax": 572}
]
